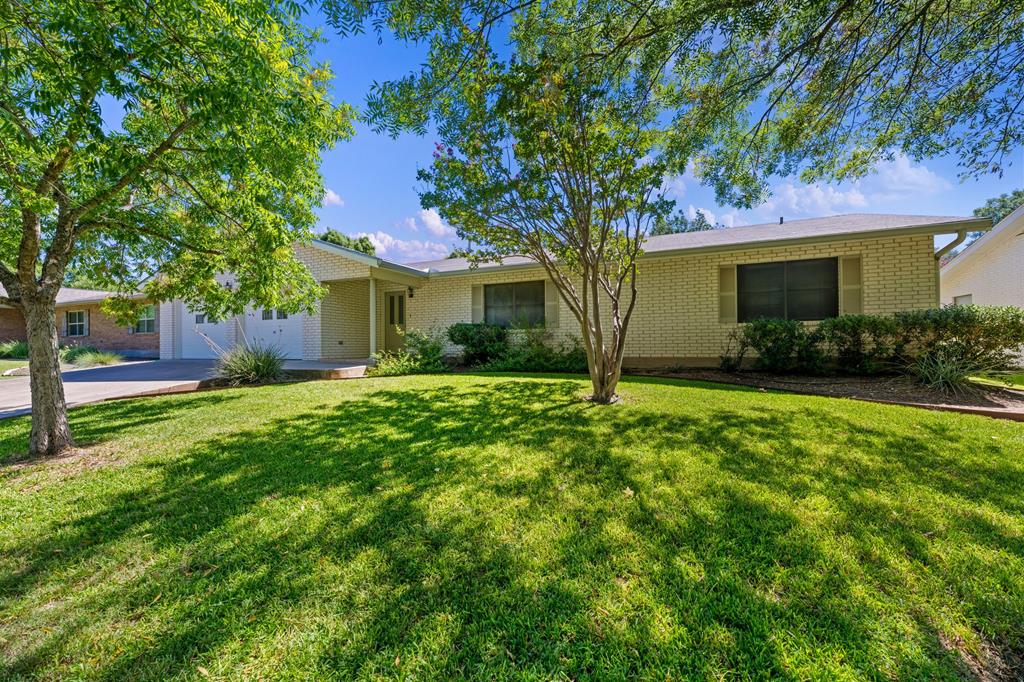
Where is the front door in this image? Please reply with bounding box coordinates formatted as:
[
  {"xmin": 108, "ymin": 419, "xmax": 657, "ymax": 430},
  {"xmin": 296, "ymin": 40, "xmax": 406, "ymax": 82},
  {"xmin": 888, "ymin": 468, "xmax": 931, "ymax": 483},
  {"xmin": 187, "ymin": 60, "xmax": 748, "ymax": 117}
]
[{"xmin": 385, "ymin": 292, "xmax": 406, "ymax": 351}]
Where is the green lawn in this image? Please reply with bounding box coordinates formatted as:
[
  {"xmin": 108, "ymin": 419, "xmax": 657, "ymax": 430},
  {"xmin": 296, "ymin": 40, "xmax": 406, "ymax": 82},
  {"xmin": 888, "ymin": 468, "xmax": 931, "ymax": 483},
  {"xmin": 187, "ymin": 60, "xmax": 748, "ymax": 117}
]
[
  {"xmin": 973, "ymin": 372, "xmax": 1024, "ymax": 390},
  {"xmin": 0, "ymin": 359, "xmax": 27, "ymax": 377},
  {"xmin": 1, "ymin": 375, "xmax": 1022, "ymax": 679}
]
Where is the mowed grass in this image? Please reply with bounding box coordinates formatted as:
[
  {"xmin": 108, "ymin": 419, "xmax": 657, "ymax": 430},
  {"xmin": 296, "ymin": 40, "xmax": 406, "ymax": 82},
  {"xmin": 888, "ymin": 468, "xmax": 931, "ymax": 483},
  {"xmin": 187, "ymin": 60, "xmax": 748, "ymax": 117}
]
[
  {"xmin": 973, "ymin": 372, "xmax": 1024, "ymax": 390},
  {"xmin": 1, "ymin": 375, "xmax": 1023, "ymax": 680},
  {"xmin": 0, "ymin": 359, "xmax": 27, "ymax": 377}
]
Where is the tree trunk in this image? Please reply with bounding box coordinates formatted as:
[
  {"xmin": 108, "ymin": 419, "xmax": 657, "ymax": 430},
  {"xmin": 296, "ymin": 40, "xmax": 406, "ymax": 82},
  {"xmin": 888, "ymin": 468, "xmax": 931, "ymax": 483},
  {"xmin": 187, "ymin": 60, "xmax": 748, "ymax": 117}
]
[
  {"xmin": 24, "ymin": 298, "xmax": 74, "ymax": 457},
  {"xmin": 587, "ymin": 345, "xmax": 623, "ymax": 403}
]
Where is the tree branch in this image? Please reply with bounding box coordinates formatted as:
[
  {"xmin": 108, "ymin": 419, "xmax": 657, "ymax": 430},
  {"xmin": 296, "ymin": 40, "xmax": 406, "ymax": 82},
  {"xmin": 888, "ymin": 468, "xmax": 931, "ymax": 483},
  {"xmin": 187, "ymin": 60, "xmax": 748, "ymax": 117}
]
[{"xmin": 71, "ymin": 115, "xmax": 199, "ymax": 221}]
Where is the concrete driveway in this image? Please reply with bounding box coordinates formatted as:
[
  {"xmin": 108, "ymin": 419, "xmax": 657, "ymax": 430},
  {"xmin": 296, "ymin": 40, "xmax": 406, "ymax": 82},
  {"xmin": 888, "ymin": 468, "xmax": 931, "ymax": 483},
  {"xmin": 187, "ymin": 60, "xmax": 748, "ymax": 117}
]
[{"xmin": 0, "ymin": 360, "xmax": 217, "ymax": 419}]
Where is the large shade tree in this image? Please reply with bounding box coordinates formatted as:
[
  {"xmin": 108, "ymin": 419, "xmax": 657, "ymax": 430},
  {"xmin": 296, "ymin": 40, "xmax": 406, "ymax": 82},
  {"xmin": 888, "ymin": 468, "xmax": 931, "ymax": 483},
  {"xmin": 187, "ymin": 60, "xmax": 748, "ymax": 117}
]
[
  {"xmin": 419, "ymin": 29, "xmax": 673, "ymax": 402},
  {"xmin": 1, "ymin": 0, "xmax": 351, "ymax": 456},
  {"xmin": 340, "ymin": 0, "xmax": 1024, "ymax": 202}
]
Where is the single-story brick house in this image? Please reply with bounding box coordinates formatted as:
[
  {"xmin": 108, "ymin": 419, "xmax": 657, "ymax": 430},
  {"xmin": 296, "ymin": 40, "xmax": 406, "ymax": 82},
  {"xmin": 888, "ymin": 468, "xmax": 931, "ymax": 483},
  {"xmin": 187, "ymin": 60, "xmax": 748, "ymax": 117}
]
[
  {"xmin": 159, "ymin": 213, "xmax": 989, "ymax": 367},
  {"xmin": 940, "ymin": 202, "xmax": 1024, "ymax": 308},
  {"xmin": 0, "ymin": 286, "xmax": 159, "ymax": 358}
]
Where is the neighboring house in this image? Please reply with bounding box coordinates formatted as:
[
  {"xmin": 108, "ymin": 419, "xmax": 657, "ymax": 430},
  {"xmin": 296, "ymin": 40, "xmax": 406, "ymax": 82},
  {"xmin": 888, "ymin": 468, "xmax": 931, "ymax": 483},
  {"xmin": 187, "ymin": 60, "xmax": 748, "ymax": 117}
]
[
  {"xmin": 940, "ymin": 203, "xmax": 1024, "ymax": 309},
  {"xmin": 0, "ymin": 286, "xmax": 159, "ymax": 358},
  {"xmin": 159, "ymin": 213, "xmax": 988, "ymax": 367}
]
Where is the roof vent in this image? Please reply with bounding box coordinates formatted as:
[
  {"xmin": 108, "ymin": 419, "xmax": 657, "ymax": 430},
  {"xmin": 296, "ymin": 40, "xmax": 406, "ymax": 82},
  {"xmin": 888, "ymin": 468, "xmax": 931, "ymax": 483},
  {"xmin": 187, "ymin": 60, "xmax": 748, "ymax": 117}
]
[{"xmin": 779, "ymin": 216, "xmax": 784, "ymax": 225}]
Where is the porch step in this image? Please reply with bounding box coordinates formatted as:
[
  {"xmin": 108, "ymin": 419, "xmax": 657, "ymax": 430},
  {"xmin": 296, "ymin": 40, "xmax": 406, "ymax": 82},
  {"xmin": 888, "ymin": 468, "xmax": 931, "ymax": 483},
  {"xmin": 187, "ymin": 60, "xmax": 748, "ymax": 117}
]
[{"xmin": 283, "ymin": 363, "xmax": 367, "ymax": 380}]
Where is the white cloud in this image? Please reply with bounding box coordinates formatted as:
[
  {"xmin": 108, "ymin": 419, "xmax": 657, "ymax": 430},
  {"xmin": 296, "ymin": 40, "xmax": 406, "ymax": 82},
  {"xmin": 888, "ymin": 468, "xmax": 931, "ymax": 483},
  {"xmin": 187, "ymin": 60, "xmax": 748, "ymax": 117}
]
[
  {"xmin": 395, "ymin": 208, "xmax": 456, "ymax": 238},
  {"xmin": 869, "ymin": 154, "xmax": 951, "ymax": 197},
  {"xmin": 355, "ymin": 231, "xmax": 449, "ymax": 262},
  {"xmin": 323, "ymin": 188, "xmax": 345, "ymax": 207},
  {"xmin": 685, "ymin": 204, "xmax": 745, "ymax": 228},
  {"xmin": 758, "ymin": 182, "xmax": 868, "ymax": 218},
  {"xmin": 662, "ymin": 175, "xmax": 687, "ymax": 199},
  {"xmin": 417, "ymin": 208, "xmax": 455, "ymax": 238},
  {"xmin": 754, "ymin": 154, "xmax": 949, "ymax": 220}
]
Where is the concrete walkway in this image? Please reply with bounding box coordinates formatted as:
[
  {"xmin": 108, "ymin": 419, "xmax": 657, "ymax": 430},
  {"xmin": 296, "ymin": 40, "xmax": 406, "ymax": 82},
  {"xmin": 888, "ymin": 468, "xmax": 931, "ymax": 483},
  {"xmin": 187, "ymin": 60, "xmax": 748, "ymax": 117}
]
[{"xmin": 0, "ymin": 359, "xmax": 367, "ymax": 419}]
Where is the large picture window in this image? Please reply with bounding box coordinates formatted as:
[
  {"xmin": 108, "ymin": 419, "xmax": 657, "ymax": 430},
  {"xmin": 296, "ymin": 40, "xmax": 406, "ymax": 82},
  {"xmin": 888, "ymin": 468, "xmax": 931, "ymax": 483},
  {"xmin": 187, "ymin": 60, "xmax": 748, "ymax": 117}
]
[
  {"xmin": 484, "ymin": 281, "xmax": 545, "ymax": 327},
  {"xmin": 737, "ymin": 257, "xmax": 838, "ymax": 322}
]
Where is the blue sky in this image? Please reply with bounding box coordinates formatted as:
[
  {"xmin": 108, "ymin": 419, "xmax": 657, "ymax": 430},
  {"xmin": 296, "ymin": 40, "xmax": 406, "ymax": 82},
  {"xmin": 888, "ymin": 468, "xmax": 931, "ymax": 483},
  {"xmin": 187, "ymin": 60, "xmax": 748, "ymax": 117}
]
[{"xmin": 310, "ymin": 23, "xmax": 1024, "ymax": 263}]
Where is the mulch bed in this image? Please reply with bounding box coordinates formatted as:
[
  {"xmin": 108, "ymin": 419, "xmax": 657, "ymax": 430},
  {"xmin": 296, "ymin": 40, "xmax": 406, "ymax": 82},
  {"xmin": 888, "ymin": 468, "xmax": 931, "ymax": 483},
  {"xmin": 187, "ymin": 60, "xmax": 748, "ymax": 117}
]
[{"xmin": 631, "ymin": 368, "xmax": 1024, "ymax": 417}]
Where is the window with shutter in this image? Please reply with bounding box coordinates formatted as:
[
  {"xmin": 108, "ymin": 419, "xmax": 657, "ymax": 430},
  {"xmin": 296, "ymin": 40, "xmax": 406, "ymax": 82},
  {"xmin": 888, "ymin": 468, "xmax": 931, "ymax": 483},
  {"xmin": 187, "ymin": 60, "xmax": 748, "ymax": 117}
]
[
  {"xmin": 737, "ymin": 258, "xmax": 839, "ymax": 322},
  {"xmin": 484, "ymin": 281, "xmax": 546, "ymax": 327},
  {"xmin": 839, "ymin": 256, "xmax": 863, "ymax": 314}
]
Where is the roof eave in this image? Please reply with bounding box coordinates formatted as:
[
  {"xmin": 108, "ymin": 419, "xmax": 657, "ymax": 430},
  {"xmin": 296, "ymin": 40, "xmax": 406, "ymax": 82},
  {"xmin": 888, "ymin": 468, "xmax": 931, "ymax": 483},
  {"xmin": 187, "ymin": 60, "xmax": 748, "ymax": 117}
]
[
  {"xmin": 642, "ymin": 218, "xmax": 991, "ymax": 261},
  {"xmin": 421, "ymin": 219, "xmax": 991, "ymax": 276}
]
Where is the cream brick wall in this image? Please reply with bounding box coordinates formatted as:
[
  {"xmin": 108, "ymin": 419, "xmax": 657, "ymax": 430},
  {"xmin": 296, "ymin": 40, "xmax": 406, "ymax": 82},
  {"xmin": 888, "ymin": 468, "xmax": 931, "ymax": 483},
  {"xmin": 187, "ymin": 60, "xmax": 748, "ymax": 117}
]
[
  {"xmin": 321, "ymin": 280, "xmax": 372, "ymax": 359},
  {"xmin": 395, "ymin": 234, "xmax": 938, "ymax": 363},
  {"xmin": 294, "ymin": 244, "xmax": 373, "ymax": 360},
  {"xmin": 295, "ymin": 244, "xmax": 371, "ymax": 281},
  {"xmin": 941, "ymin": 232, "xmax": 1024, "ymax": 308},
  {"xmin": 164, "ymin": 236, "xmax": 940, "ymax": 364}
]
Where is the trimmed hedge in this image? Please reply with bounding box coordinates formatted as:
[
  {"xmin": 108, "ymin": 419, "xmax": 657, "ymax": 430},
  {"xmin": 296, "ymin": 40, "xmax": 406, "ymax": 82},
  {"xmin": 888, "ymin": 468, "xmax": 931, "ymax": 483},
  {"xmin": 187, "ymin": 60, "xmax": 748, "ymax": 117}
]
[
  {"xmin": 447, "ymin": 322, "xmax": 587, "ymax": 373},
  {"xmin": 721, "ymin": 305, "xmax": 1024, "ymax": 386},
  {"xmin": 447, "ymin": 322, "xmax": 507, "ymax": 366}
]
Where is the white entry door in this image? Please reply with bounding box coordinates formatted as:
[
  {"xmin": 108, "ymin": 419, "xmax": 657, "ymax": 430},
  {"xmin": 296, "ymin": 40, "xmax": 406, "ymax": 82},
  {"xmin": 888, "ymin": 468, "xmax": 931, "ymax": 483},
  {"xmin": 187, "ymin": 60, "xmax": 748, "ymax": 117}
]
[
  {"xmin": 180, "ymin": 302, "xmax": 231, "ymax": 359},
  {"xmin": 245, "ymin": 307, "xmax": 304, "ymax": 359}
]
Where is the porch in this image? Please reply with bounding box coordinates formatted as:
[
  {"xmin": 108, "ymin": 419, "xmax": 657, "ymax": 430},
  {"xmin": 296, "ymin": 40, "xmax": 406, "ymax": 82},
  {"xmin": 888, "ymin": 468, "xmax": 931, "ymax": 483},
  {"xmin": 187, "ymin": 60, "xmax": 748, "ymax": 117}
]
[{"xmin": 312, "ymin": 274, "xmax": 417, "ymax": 362}]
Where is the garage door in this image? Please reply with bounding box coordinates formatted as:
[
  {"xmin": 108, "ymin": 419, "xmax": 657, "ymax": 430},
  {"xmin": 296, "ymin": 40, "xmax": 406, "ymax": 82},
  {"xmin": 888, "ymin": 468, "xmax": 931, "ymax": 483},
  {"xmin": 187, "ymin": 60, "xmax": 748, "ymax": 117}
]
[
  {"xmin": 244, "ymin": 307, "xmax": 304, "ymax": 359},
  {"xmin": 180, "ymin": 302, "xmax": 231, "ymax": 359}
]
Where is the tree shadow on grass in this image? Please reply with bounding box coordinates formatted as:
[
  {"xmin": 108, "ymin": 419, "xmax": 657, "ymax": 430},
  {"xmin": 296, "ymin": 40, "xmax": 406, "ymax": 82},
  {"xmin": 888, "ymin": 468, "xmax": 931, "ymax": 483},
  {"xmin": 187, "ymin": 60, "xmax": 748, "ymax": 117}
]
[
  {"xmin": 3, "ymin": 377, "xmax": 1022, "ymax": 679},
  {"xmin": 0, "ymin": 391, "xmax": 245, "ymax": 463}
]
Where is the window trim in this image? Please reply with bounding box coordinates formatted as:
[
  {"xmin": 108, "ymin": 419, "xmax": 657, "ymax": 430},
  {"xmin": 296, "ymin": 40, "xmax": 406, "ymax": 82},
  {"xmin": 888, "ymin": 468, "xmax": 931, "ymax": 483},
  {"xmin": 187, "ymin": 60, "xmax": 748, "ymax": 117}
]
[
  {"xmin": 483, "ymin": 280, "xmax": 546, "ymax": 328},
  {"xmin": 65, "ymin": 309, "xmax": 88, "ymax": 337},
  {"xmin": 736, "ymin": 257, "xmax": 839, "ymax": 323},
  {"xmin": 133, "ymin": 304, "xmax": 156, "ymax": 334}
]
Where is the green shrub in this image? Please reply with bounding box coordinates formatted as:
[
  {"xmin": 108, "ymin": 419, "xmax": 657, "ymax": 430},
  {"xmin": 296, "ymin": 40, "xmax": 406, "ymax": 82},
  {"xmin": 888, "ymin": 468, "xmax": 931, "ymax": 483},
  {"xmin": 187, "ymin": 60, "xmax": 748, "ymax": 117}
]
[
  {"xmin": 894, "ymin": 305, "xmax": 1024, "ymax": 370},
  {"xmin": 368, "ymin": 328, "xmax": 448, "ymax": 377},
  {"xmin": 731, "ymin": 318, "xmax": 820, "ymax": 373},
  {"xmin": 722, "ymin": 306, "xmax": 1024, "ymax": 380},
  {"xmin": 366, "ymin": 350, "xmax": 423, "ymax": 377},
  {"xmin": 447, "ymin": 322, "xmax": 508, "ymax": 366},
  {"xmin": 216, "ymin": 343, "xmax": 285, "ymax": 385},
  {"xmin": 0, "ymin": 340, "xmax": 29, "ymax": 358},
  {"xmin": 817, "ymin": 314, "xmax": 902, "ymax": 374},
  {"xmin": 480, "ymin": 324, "xmax": 588, "ymax": 373},
  {"xmin": 59, "ymin": 345, "xmax": 101, "ymax": 364},
  {"xmin": 68, "ymin": 350, "xmax": 123, "ymax": 368}
]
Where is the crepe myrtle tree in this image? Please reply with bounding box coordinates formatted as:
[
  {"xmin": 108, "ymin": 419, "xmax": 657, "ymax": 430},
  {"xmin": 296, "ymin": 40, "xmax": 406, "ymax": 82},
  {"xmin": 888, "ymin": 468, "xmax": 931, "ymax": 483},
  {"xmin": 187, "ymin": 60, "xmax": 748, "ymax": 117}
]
[
  {"xmin": 0, "ymin": 0, "xmax": 351, "ymax": 457},
  {"xmin": 419, "ymin": 50, "xmax": 673, "ymax": 403}
]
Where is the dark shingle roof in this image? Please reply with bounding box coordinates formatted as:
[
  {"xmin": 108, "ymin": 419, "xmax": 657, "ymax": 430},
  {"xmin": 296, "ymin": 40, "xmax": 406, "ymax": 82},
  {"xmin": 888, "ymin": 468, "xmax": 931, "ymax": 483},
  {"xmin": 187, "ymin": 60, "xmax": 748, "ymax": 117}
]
[
  {"xmin": 406, "ymin": 213, "xmax": 987, "ymax": 274},
  {"xmin": 0, "ymin": 285, "xmax": 135, "ymax": 305}
]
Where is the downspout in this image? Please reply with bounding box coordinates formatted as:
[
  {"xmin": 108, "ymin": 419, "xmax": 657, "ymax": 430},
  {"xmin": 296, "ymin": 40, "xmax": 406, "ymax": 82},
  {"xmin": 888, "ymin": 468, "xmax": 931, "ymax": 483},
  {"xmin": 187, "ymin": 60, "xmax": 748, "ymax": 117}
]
[{"xmin": 933, "ymin": 229, "xmax": 968, "ymax": 306}]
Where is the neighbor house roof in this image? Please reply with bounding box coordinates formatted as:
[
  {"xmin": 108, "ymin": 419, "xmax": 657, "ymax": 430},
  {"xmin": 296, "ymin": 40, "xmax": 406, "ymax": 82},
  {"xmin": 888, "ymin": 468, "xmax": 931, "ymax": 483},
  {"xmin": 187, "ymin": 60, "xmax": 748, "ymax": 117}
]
[
  {"xmin": 406, "ymin": 213, "xmax": 989, "ymax": 275},
  {"xmin": 0, "ymin": 285, "xmax": 141, "ymax": 307},
  {"xmin": 940, "ymin": 203, "xmax": 1024, "ymax": 277}
]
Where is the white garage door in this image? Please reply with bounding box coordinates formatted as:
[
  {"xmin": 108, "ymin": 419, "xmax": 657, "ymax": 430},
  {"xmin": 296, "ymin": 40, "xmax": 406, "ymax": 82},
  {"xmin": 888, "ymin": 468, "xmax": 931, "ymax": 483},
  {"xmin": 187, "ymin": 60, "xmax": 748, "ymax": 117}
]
[
  {"xmin": 244, "ymin": 307, "xmax": 304, "ymax": 359},
  {"xmin": 180, "ymin": 302, "xmax": 231, "ymax": 359}
]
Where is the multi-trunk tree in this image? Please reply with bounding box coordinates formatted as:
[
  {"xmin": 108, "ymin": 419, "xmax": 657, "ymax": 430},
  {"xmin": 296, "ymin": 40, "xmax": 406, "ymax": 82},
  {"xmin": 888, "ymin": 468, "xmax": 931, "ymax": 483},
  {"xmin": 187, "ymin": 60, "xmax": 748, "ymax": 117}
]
[
  {"xmin": 418, "ymin": 24, "xmax": 673, "ymax": 403},
  {"xmin": 1, "ymin": 0, "xmax": 350, "ymax": 456}
]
